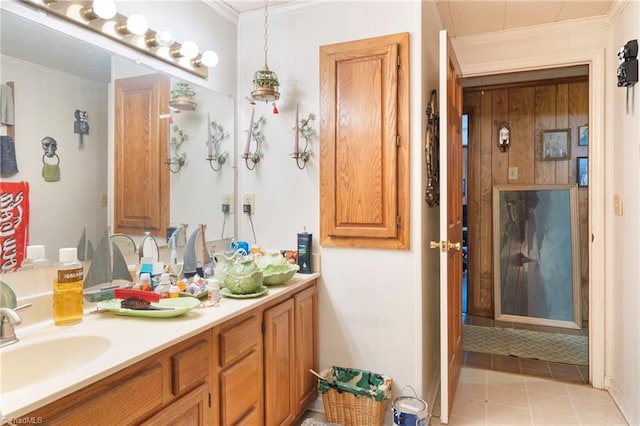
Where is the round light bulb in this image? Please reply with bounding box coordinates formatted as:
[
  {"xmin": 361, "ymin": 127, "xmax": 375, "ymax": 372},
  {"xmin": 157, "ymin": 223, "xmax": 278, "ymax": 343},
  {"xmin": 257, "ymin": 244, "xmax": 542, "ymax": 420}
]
[
  {"xmin": 200, "ymin": 50, "xmax": 219, "ymax": 67},
  {"xmin": 92, "ymin": 0, "xmax": 116, "ymax": 20},
  {"xmin": 126, "ymin": 14, "xmax": 148, "ymax": 35},
  {"xmin": 156, "ymin": 27, "xmax": 175, "ymax": 47},
  {"xmin": 180, "ymin": 40, "xmax": 199, "ymax": 60}
]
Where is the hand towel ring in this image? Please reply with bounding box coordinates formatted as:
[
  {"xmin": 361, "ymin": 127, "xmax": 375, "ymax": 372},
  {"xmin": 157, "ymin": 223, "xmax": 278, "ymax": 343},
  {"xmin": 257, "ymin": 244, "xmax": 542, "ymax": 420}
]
[{"xmin": 42, "ymin": 152, "xmax": 60, "ymax": 165}]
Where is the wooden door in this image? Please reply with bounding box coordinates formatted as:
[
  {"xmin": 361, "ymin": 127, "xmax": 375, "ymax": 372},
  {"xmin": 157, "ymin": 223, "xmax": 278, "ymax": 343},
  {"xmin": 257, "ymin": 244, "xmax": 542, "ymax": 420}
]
[
  {"xmin": 438, "ymin": 30, "xmax": 464, "ymax": 424},
  {"xmin": 264, "ymin": 299, "xmax": 296, "ymax": 426},
  {"xmin": 114, "ymin": 74, "xmax": 169, "ymax": 237}
]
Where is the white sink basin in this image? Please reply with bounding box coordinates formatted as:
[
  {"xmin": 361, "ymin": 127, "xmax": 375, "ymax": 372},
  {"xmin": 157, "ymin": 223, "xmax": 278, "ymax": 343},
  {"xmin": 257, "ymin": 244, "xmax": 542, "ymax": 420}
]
[{"xmin": 0, "ymin": 335, "xmax": 111, "ymax": 393}]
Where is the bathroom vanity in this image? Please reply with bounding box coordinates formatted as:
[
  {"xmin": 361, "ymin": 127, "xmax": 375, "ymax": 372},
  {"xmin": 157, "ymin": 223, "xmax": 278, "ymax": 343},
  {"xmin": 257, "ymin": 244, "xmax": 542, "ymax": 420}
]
[{"xmin": 1, "ymin": 275, "xmax": 318, "ymax": 425}]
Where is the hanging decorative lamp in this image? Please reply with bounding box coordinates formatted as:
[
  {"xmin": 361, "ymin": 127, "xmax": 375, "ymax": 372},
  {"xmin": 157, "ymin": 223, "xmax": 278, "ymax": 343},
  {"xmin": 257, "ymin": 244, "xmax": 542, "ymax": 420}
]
[{"xmin": 250, "ymin": 0, "xmax": 280, "ymax": 103}]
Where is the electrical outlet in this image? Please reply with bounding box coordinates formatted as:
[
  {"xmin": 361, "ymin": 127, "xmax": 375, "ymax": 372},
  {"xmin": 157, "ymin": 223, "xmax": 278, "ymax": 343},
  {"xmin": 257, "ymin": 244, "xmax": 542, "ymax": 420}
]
[
  {"xmin": 222, "ymin": 194, "xmax": 234, "ymax": 214},
  {"xmin": 100, "ymin": 193, "xmax": 108, "ymax": 207},
  {"xmin": 243, "ymin": 193, "xmax": 255, "ymax": 215}
]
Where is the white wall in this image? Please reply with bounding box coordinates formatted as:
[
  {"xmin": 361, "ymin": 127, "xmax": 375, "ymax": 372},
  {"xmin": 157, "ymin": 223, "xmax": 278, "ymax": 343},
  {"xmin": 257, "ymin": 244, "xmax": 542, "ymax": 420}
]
[
  {"xmin": 1, "ymin": 56, "xmax": 108, "ymax": 265},
  {"xmin": 236, "ymin": 0, "xmax": 440, "ymax": 416},
  {"xmin": 608, "ymin": 1, "xmax": 640, "ymax": 423}
]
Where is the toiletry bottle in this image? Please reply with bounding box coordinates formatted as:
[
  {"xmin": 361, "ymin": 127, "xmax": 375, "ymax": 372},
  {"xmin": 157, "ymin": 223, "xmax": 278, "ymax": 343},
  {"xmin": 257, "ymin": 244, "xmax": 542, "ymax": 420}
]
[
  {"xmin": 21, "ymin": 245, "xmax": 50, "ymax": 270},
  {"xmin": 297, "ymin": 228, "xmax": 313, "ymax": 274},
  {"xmin": 139, "ymin": 273, "xmax": 152, "ymax": 292},
  {"xmin": 169, "ymin": 282, "xmax": 180, "ymax": 298},
  {"xmin": 155, "ymin": 273, "xmax": 172, "ymax": 299},
  {"xmin": 53, "ymin": 247, "xmax": 84, "ymax": 325},
  {"xmin": 206, "ymin": 278, "xmax": 221, "ymax": 306}
]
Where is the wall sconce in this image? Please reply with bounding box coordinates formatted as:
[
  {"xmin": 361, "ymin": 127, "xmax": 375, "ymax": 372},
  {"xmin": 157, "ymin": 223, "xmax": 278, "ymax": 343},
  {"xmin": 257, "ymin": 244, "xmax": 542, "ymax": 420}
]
[
  {"xmin": 160, "ymin": 113, "xmax": 187, "ymax": 173},
  {"xmin": 241, "ymin": 108, "xmax": 266, "ymax": 171},
  {"xmin": 292, "ymin": 105, "xmax": 315, "ymax": 170},
  {"xmin": 19, "ymin": 0, "xmax": 218, "ymax": 79},
  {"xmin": 497, "ymin": 122, "xmax": 510, "ymax": 152},
  {"xmin": 617, "ymin": 39, "xmax": 638, "ymax": 87},
  {"xmin": 206, "ymin": 114, "xmax": 229, "ymax": 172}
]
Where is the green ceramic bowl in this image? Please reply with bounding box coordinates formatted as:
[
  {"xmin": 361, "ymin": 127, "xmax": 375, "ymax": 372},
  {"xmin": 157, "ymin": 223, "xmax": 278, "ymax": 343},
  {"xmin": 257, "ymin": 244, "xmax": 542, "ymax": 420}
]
[{"xmin": 262, "ymin": 264, "xmax": 299, "ymax": 286}]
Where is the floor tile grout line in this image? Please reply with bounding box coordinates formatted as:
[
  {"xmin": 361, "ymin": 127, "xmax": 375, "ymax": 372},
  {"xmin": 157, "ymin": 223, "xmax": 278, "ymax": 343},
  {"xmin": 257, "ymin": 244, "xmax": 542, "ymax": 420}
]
[{"xmin": 564, "ymin": 381, "xmax": 584, "ymax": 425}]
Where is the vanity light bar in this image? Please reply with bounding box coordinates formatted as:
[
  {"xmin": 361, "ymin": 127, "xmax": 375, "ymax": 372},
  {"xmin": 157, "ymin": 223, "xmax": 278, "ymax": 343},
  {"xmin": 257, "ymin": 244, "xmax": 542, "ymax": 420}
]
[{"xmin": 18, "ymin": 0, "xmax": 210, "ymax": 79}]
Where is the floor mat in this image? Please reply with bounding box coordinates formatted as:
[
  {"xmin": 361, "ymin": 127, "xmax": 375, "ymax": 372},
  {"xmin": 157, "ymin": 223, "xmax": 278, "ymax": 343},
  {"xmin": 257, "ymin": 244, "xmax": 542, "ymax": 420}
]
[{"xmin": 463, "ymin": 324, "xmax": 588, "ymax": 366}]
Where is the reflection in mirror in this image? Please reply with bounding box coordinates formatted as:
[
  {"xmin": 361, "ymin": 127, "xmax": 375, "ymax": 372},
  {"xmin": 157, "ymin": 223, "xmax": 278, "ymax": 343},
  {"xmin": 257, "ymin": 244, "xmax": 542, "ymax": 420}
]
[{"xmin": 0, "ymin": 9, "xmax": 235, "ymax": 279}]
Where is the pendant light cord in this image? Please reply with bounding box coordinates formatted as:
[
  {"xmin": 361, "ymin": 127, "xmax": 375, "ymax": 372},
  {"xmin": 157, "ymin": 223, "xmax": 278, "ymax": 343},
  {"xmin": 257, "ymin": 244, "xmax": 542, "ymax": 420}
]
[{"xmin": 263, "ymin": 0, "xmax": 269, "ymax": 67}]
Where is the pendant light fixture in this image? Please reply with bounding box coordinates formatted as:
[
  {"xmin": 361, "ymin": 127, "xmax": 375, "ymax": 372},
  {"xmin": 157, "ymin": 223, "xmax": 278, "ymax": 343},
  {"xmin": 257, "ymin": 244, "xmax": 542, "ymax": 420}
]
[{"xmin": 250, "ymin": 0, "xmax": 280, "ymax": 103}]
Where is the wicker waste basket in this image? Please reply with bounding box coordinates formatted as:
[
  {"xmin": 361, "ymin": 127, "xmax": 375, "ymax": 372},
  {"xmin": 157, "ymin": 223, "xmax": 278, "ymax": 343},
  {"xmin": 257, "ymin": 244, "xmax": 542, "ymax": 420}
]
[{"xmin": 316, "ymin": 366, "xmax": 393, "ymax": 426}]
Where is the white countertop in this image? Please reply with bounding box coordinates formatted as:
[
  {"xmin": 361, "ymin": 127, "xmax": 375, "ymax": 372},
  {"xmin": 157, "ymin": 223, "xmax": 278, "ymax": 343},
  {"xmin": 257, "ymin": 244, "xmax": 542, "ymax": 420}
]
[{"xmin": 0, "ymin": 273, "xmax": 319, "ymax": 420}]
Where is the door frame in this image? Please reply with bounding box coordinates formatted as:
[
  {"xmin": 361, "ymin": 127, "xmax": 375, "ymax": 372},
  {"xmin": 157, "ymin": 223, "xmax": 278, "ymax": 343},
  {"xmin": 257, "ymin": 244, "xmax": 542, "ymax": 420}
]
[{"xmin": 453, "ymin": 48, "xmax": 607, "ymax": 388}]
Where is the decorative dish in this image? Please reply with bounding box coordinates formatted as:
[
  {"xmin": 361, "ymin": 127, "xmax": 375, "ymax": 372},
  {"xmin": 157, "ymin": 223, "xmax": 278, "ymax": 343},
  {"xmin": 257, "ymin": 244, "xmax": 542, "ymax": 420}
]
[
  {"xmin": 221, "ymin": 286, "xmax": 268, "ymax": 299},
  {"xmin": 96, "ymin": 297, "xmax": 201, "ymax": 318}
]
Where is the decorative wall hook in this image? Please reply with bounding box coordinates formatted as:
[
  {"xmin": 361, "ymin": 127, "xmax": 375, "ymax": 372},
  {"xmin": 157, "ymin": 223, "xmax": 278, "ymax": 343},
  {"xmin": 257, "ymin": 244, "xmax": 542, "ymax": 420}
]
[
  {"xmin": 292, "ymin": 105, "xmax": 315, "ymax": 170},
  {"xmin": 205, "ymin": 113, "xmax": 229, "ymax": 172},
  {"xmin": 167, "ymin": 123, "xmax": 187, "ymax": 173},
  {"xmin": 241, "ymin": 108, "xmax": 265, "ymax": 171}
]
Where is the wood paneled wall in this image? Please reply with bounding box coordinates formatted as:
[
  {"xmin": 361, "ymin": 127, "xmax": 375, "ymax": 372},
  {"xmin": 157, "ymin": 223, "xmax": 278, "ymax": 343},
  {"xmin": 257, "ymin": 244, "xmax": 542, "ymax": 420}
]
[{"xmin": 464, "ymin": 78, "xmax": 589, "ymax": 321}]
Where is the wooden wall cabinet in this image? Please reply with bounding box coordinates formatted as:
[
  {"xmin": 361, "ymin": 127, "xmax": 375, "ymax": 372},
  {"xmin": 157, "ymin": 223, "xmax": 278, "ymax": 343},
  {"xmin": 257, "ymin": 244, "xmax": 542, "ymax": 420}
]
[
  {"xmin": 319, "ymin": 32, "xmax": 410, "ymax": 249},
  {"xmin": 114, "ymin": 73, "xmax": 170, "ymax": 238},
  {"xmin": 26, "ymin": 333, "xmax": 212, "ymax": 425}
]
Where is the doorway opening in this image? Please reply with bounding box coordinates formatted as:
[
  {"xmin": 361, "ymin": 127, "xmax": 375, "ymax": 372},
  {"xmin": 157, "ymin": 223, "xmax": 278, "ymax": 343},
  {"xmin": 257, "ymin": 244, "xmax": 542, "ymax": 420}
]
[{"xmin": 459, "ymin": 65, "xmax": 590, "ymax": 384}]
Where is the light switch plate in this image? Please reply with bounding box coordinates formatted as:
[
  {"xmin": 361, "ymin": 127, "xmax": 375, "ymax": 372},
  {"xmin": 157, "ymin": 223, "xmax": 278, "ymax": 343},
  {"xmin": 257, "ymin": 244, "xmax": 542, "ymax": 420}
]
[
  {"xmin": 614, "ymin": 193, "xmax": 624, "ymax": 216},
  {"xmin": 508, "ymin": 167, "xmax": 518, "ymax": 180}
]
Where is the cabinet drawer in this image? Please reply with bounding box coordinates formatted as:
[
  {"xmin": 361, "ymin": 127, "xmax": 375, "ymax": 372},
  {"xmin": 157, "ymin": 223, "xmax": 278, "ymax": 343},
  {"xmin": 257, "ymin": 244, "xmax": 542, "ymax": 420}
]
[
  {"xmin": 44, "ymin": 363, "xmax": 163, "ymax": 425},
  {"xmin": 172, "ymin": 339, "xmax": 210, "ymax": 396},
  {"xmin": 219, "ymin": 315, "xmax": 259, "ymax": 367}
]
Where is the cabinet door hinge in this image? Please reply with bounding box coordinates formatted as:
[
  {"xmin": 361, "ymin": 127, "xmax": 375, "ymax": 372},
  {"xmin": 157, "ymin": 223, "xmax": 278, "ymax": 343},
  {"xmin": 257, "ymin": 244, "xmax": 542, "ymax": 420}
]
[
  {"xmin": 208, "ymin": 392, "xmax": 212, "ymax": 408},
  {"xmin": 396, "ymin": 215, "xmax": 402, "ymax": 228},
  {"xmin": 397, "ymin": 55, "xmax": 401, "ymax": 68},
  {"xmin": 262, "ymin": 321, "xmax": 266, "ymax": 334},
  {"xmin": 396, "ymin": 135, "xmax": 400, "ymax": 147}
]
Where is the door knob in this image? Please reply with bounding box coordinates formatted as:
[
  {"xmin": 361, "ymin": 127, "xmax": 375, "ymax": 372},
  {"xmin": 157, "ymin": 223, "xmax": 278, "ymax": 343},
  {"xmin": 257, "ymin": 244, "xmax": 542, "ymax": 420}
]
[
  {"xmin": 429, "ymin": 240, "xmax": 446, "ymax": 252},
  {"xmin": 429, "ymin": 240, "xmax": 461, "ymax": 252},
  {"xmin": 448, "ymin": 241, "xmax": 461, "ymax": 251}
]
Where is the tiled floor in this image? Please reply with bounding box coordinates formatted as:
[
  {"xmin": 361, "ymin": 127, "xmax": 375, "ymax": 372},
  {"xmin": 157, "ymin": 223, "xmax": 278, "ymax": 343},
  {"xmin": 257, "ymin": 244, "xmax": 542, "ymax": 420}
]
[
  {"xmin": 462, "ymin": 314, "xmax": 589, "ymax": 384},
  {"xmin": 430, "ymin": 367, "xmax": 628, "ymax": 425},
  {"xmin": 297, "ymin": 367, "xmax": 627, "ymax": 425}
]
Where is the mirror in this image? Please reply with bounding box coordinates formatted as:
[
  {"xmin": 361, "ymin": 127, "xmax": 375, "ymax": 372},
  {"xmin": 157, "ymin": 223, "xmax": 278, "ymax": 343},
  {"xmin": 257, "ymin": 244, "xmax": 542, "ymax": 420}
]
[{"xmin": 0, "ymin": 9, "xmax": 236, "ymax": 275}]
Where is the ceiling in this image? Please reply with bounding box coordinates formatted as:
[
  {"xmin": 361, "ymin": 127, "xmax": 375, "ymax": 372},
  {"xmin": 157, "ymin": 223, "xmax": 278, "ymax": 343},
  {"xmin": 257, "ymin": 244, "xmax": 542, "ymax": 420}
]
[{"xmin": 221, "ymin": 0, "xmax": 618, "ymax": 37}]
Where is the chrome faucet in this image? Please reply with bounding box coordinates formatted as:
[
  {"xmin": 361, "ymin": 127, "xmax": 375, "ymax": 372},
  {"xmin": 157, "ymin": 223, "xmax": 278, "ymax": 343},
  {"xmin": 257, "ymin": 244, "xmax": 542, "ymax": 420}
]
[{"xmin": 0, "ymin": 304, "xmax": 31, "ymax": 348}]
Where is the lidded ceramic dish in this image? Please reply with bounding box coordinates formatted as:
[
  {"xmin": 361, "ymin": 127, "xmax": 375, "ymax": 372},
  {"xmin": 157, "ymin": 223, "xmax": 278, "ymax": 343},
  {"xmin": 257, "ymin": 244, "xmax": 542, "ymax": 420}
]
[{"xmin": 223, "ymin": 260, "xmax": 264, "ymax": 294}]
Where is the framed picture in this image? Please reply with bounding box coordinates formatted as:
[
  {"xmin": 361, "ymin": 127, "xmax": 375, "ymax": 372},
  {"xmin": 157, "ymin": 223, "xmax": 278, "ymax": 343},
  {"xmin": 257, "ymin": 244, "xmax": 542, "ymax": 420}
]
[
  {"xmin": 541, "ymin": 129, "xmax": 571, "ymax": 160},
  {"xmin": 493, "ymin": 184, "xmax": 580, "ymax": 329},
  {"xmin": 578, "ymin": 125, "xmax": 589, "ymax": 146},
  {"xmin": 577, "ymin": 157, "xmax": 588, "ymax": 187}
]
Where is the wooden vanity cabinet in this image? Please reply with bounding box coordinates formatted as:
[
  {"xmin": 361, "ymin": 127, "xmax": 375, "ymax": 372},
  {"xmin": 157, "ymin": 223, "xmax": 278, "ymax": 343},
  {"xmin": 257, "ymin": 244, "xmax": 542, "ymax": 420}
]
[
  {"xmin": 210, "ymin": 310, "xmax": 264, "ymax": 426},
  {"xmin": 22, "ymin": 279, "xmax": 318, "ymax": 426},
  {"xmin": 264, "ymin": 285, "xmax": 318, "ymax": 426},
  {"xmin": 25, "ymin": 332, "xmax": 212, "ymax": 425}
]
